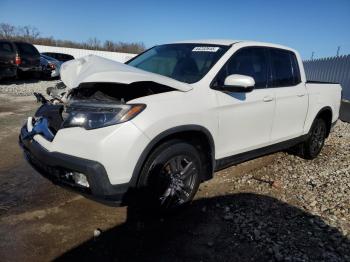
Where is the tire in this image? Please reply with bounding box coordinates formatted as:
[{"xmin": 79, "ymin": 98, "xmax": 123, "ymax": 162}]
[
  {"xmin": 299, "ymin": 118, "xmax": 327, "ymax": 159},
  {"xmin": 138, "ymin": 139, "xmax": 202, "ymax": 209}
]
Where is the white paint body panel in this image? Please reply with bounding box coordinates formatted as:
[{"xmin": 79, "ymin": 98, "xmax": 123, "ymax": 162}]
[
  {"xmin": 214, "ymin": 88, "xmax": 275, "ymax": 158},
  {"xmin": 32, "ymin": 40, "xmax": 342, "ymax": 186},
  {"xmin": 270, "ymin": 83, "xmax": 309, "ymax": 142}
]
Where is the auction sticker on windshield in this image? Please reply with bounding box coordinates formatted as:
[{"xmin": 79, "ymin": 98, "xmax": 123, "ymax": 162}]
[{"xmin": 192, "ymin": 46, "xmax": 220, "ymax": 52}]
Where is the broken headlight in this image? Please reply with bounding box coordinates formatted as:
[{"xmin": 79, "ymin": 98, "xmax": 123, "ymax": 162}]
[{"xmin": 62, "ymin": 103, "xmax": 146, "ymax": 130}]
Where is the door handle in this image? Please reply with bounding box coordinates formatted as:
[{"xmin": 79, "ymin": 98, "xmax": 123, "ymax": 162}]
[
  {"xmin": 263, "ymin": 96, "xmax": 274, "ymax": 102},
  {"xmin": 297, "ymin": 93, "xmax": 305, "ymax": 97}
]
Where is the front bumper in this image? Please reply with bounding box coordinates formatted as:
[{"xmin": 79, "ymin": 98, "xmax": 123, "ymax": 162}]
[{"xmin": 19, "ymin": 125, "xmax": 131, "ymax": 206}]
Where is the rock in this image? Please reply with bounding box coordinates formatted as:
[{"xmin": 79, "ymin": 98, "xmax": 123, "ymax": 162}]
[
  {"xmin": 93, "ymin": 229, "xmax": 102, "ymax": 238},
  {"xmin": 223, "ymin": 213, "xmax": 233, "ymax": 220},
  {"xmin": 207, "ymin": 241, "xmax": 214, "ymax": 247},
  {"xmin": 272, "ymin": 245, "xmax": 283, "ymax": 261},
  {"xmin": 253, "ymin": 229, "xmax": 261, "ymax": 240},
  {"xmin": 271, "ymin": 180, "xmax": 282, "ymax": 189},
  {"xmin": 310, "ymin": 201, "xmax": 317, "ymax": 207}
]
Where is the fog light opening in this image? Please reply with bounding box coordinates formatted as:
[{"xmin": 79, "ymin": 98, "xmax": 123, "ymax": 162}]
[{"xmin": 69, "ymin": 172, "xmax": 90, "ymax": 188}]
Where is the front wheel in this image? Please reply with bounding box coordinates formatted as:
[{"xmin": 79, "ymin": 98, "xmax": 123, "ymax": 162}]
[
  {"xmin": 138, "ymin": 140, "xmax": 202, "ymax": 209},
  {"xmin": 299, "ymin": 118, "xmax": 327, "ymax": 159}
]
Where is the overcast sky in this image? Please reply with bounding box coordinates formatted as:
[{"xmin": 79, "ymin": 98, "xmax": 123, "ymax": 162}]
[{"xmin": 1, "ymin": 0, "xmax": 349, "ymax": 59}]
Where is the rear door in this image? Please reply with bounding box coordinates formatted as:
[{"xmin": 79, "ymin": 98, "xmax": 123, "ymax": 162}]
[
  {"xmin": 213, "ymin": 47, "xmax": 276, "ymax": 158},
  {"xmin": 268, "ymin": 48, "xmax": 308, "ymax": 142}
]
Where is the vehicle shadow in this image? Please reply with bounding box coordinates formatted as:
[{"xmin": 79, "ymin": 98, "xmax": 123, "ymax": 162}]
[
  {"xmin": 0, "ymin": 78, "xmax": 40, "ymax": 85},
  {"xmin": 56, "ymin": 193, "xmax": 350, "ymax": 262}
]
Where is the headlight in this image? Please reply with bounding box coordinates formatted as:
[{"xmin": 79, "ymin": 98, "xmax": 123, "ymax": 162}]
[{"xmin": 62, "ymin": 103, "xmax": 146, "ymax": 130}]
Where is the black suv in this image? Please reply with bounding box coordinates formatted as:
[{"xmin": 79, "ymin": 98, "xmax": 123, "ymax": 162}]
[
  {"xmin": 14, "ymin": 41, "xmax": 41, "ymax": 77},
  {"xmin": 0, "ymin": 40, "xmax": 17, "ymax": 80}
]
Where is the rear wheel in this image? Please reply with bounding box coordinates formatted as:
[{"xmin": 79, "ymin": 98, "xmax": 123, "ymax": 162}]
[
  {"xmin": 299, "ymin": 118, "xmax": 327, "ymax": 159},
  {"xmin": 138, "ymin": 140, "xmax": 201, "ymax": 209}
]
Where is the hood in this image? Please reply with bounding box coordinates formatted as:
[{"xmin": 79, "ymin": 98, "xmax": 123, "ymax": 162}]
[{"xmin": 60, "ymin": 55, "xmax": 193, "ymax": 92}]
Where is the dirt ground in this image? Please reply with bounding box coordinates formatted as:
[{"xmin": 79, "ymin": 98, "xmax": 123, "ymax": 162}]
[{"xmin": 0, "ymin": 93, "xmax": 349, "ymax": 262}]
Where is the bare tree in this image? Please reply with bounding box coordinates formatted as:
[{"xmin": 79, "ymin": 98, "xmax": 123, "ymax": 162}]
[
  {"xmin": 18, "ymin": 25, "xmax": 40, "ymax": 41},
  {"xmin": 0, "ymin": 23, "xmax": 16, "ymax": 39},
  {"xmin": 0, "ymin": 23, "xmax": 145, "ymax": 54},
  {"xmin": 87, "ymin": 37, "xmax": 101, "ymax": 50},
  {"xmin": 104, "ymin": 40, "xmax": 115, "ymax": 51}
]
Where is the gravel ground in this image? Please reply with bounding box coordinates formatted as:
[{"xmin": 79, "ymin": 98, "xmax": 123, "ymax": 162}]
[
  {"xmin": 205, "ymin": 121, "xmax": 350, "ymax": 261},
  {"xmin": 235, "ymin": 121, "xmax": 350, "ymax": 231},
  {"xmin": 0, "ymin": 79, "xmax": 60, "ymax": 96}
]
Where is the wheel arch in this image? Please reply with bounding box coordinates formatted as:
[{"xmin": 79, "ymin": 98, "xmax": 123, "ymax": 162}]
[
  {"xmin": 130, "ymin": 125, "xmax": 216, "ymax": 188},
  {"xmin": 312, "ymin": 106, "xmax": 333, "ymax": 137}
]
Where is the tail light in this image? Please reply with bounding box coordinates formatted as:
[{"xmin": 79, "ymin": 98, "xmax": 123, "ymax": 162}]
[
  {"xmin": 49, "ymin": 63, "xmax": 56, "ymax": 70},
  {"xmin": 15, "ymin": 54, "xmax": 21, "ymax": 65}
]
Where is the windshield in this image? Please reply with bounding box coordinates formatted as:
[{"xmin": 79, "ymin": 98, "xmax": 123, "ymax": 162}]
[{"xmin": 127, "ymin": 44, "xmax": 229, "ymax": 84}]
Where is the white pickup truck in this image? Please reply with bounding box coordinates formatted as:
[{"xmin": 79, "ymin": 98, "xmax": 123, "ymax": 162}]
[{"xmin": 19, "ymin": 40, "xmax": 342, "ymax": 209}]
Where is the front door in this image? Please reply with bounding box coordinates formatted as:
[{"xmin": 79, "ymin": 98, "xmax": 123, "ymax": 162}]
[{"xmin": 212, "ymin": 47, "xmax": 275, "ymax": 159}]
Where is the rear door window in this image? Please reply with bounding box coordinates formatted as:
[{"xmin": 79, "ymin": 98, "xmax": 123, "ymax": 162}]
[
  {"xmin": 269, "ymin": 49, "xmax": 301, "ymax": 87},
  {"xmin": 213, "ymin": 47, "xmax": 269, "ymax": 88},
  {"xmin": 16, "ymin": 43, "xmax": 39, "ymax": 56}
]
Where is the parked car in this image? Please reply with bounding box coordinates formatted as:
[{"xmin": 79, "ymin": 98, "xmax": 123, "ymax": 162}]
[
  {"xmin": 41, "ymin": 52, "xmax": 74, "ymax": 62},
  {"xmin": 0, "ymin": 39, "xmax": 18, "ymax": 80},
  {"xmin": 13, "ymin": 41, "xmax": 41, "ymax": 78},
  {"xmin": 19, "ymin": 40, "xmax": 342, "ymax": 209},
  {"xmin": 40, "ymin": 54, "xmax": 62, "ymax": 78}
]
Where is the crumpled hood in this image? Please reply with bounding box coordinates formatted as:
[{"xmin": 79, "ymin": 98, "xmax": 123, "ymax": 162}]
[{"xmin": 60, "ymin": 55, "xmax": 193, "ymax": 92}]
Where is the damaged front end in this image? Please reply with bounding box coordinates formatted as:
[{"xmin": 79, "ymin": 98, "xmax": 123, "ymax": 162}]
[
  {"xmin": 19, "ymin": 80, "xmax": 178, "ymax": 205},
  {"xmin": 30, "ymin": 53, "xmax": 193, "ymax": 139},
  {"xmin": 28, "ymin": 79, "xmax": 179, "ymax": 140},
  {"xmin": 60, "ymin": 81, "xmax": 176, "ymax": 130},
  {"xmin": 19, "ymin": 55, "xmax": 193, "ymax": 205}
]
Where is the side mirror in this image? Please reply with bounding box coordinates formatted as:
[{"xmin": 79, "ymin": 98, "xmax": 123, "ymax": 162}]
[{"xmin": 221, "ymin": 74, "xmax": 255, "ymax": 92}]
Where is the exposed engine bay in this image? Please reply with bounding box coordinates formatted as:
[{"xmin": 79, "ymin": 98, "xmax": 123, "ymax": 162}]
[
  {"xmin": 33, "ymin": 81, "xmax": 176, "ymax": 138},
  {"xmin": 67, "ymin": 81, "xmax": 174, "ymax": 103}
]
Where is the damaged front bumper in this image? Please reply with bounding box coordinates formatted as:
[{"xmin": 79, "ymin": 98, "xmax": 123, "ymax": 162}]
[{"xmin": 19, "ymin": 124, "xmax": 131, "ymax": 206}]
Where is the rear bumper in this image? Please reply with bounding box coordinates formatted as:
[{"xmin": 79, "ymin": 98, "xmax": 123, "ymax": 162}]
[
  {"xmin": 19, "ymin": 125, "xmax": 131, "ymax": 206},
  {"xmin": 18, "ymin": 65, "xmax": 41, "ymax": 73},
  {"xmin": 0, "ymin": 66, "xmax": 17, "ymax": 78}
]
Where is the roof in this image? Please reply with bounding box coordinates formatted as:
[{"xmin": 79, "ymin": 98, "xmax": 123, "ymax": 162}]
[
  {"xmin": 174, "ymin": 39, "xmax": 240, "ymax": 46},
  {"xmin": 173, "ymin": 39, "xmax": 293, "ymax": 50}
]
